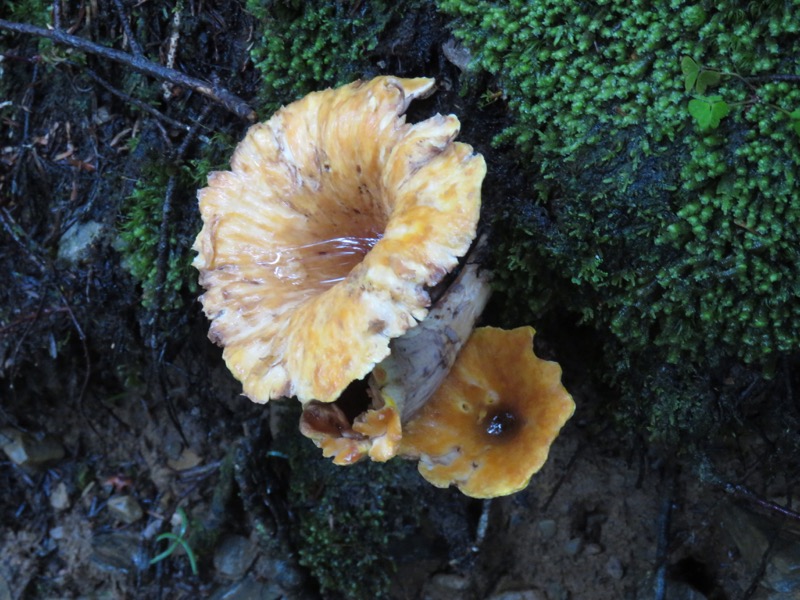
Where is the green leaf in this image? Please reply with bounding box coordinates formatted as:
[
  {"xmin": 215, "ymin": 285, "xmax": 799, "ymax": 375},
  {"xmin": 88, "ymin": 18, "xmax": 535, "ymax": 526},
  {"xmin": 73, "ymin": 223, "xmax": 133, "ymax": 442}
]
[
  {"xmin": 695, "ymin": 69, "xmax": 721, "ymax": 94},
  {"xmin": 688, "ymin": 95, "xmax": 729, "ymax": 130},
  {"xmin": 710, "ymin": 97, "xmax": 730, "ymax": 124},
  {"xmin": 681, "ymin": 56, "xmax": 699, "ymax": 92}
]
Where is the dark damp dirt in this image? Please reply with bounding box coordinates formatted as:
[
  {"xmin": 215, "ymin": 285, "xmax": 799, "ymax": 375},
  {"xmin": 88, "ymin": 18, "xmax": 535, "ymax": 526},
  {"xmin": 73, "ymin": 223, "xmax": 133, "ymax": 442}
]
[{"xmin": 1, "ymin": 3, "xmax": 799, "ymax": 600}]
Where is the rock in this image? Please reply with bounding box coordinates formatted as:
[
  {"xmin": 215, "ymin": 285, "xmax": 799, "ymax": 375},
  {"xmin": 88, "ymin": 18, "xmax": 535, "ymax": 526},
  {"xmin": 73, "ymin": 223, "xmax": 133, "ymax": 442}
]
[
  {"xmin": 0, "ymin": 428, "xmax": 64, "ymax": 469},
  {"xmin": 91, "ymin": 532, "xmax": 146, "ymax": 573},
  {"xmin": 721, "ymin": 502, "xmax": 800, "ymax": 597},
  {"xmin": 442, "ymin": 39, "xmax": 472, "ymax": 72},
  {"xmin": 606, "ymin": 556, "xmax": 625, "ymax": 580},
  {"xmin": 0, "ymin": 572, "xmax": 11, "ymax": 600},
  {"xmin": 564, "ymin": 537, "xmax": 583, "ymax": 556},
  {"xmin": 423, "ymin": 573, "xmax": 472, "ymax": 600},
  {"xmin": 209, "ymin": 576, "xmax": 285, "ymax": 600},
  {"xmin": 107, "ymin": 495, "xmax": 144, "ymax": 524},
  {"xmin": 584, "ymin": 542, "xmax": 603, "ymax": 555},
  {"xmin": 256, "ymin": 557, "xmax": 306, "ymax": 592},
  {"xmin": 213, "ymin": 535, "xmax": 258, "ymax": 579},
  {"xmin": 57, "ymin": 220, "xmax": 104, "ymax": 263},
  {"xmin": 167, "ymin": 448, "xmax": 202, "ymax": 471},
  {"xmin": 537, "ymin": 519, "xmax": 557, "ymax": 541},
  {"xmin": 545, "ymin": 581, "xmax": 569, "ymax": 600},
  {"xmin": 430, "ymin": 573, "xmax": 470, "ymax": 590},
  {"xmin": 50, "ymin": 481, "xmax": 70, "ymax": 511}
]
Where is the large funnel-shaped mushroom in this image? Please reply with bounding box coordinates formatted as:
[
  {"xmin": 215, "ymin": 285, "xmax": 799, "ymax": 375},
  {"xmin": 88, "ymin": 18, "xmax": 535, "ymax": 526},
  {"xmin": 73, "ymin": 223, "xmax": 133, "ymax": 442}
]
[
  {"xmin": 399, "ymin": 326, "xmax": 575, "ymax": 498},
  {"xmin": 193, "ymin": 77, "xmax": 485, "ymax": 404}
]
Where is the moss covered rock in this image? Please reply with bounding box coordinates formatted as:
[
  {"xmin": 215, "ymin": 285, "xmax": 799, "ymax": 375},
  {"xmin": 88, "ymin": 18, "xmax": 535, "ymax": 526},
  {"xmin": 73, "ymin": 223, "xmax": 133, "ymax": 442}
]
[
  {"xmin": 439, "ymin": 0, "xmax": 800, "ymax": 441},
  {"xmin": 248, "ymin": 0, "xmax": 427, "ymax": 111}
]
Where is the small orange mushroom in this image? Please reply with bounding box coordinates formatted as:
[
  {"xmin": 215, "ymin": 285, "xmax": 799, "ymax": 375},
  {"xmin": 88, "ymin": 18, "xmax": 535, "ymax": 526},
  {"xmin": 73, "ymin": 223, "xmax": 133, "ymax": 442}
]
[
  {"xmin": 399, "ymin": 326, "xmax": 575, "ymax": 498},
  {"xmin": 193, "ymin": 76, "xmax": 485, "ymax": 405},
  {"xmin": 299, "ymin": 396, "xmax": 402, "ymax": 465},
  {"xmin": 299, "ymin": 254, "xmax": 491, "ymax": 464}
]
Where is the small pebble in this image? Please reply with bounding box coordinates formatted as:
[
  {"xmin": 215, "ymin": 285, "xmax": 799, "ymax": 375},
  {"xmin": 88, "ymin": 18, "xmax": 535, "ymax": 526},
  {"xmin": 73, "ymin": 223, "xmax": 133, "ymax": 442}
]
[
  {"xmin": 213, "ymin": 535, "xmax": 258, "ymax": 579},
  {"xmin": 91, "ymin": 532, "xmax": 145, "ymax": 573},
  {"xmin": 50, "ymin": 482, "xmax": 70, "ymax": 511},
  {"xmin": 564, "ymin": 537, "xmax": 583, "ymax": 556},
  {"xmin": 1, "ymin": 429, "xmax": 64, "ymax": 469},
  {"xmin": 606, "ymin": 556, "xmax": 624, "ymax": 580},
  {"xmin": 430, "ymin": 573, "xmax": 470, "ymax": 591},
  {"xmin": 107, "ymin": 495, "xmax": 144, "ymax": 524},
  {"xmin": 584, "ymin": 542, "xmax": 603, "ymax": 555},
  {"xmin": 537, "ymin": 519, "xmax": 557, "ymax": 541}
]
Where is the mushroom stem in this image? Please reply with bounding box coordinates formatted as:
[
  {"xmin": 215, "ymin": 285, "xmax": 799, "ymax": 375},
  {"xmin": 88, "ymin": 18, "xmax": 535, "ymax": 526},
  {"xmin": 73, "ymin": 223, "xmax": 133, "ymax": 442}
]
[{"xmin": 369, "ymin": 238, "xmax": 492, "ymax": 423}]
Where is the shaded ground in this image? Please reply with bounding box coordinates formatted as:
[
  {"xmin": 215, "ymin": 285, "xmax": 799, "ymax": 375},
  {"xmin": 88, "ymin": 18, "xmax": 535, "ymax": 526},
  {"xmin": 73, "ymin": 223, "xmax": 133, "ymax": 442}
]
[{"xmin": 2, "ymin": 2, "xmax": 799, "ymax": 599}]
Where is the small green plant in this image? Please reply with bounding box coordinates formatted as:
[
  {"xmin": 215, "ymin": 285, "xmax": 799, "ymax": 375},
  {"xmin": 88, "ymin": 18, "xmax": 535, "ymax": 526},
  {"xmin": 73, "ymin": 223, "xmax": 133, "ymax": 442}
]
[
  {"xmin": 149, "ymin": 507, "xmax": 199, "ymax": 575},
  {"xmin": 687, "ymin": 94, "xmax": 730, "ymax": 130},
  {"xmin": 681, "ymin": 56, "xmax": 800, "ymax": 133}
]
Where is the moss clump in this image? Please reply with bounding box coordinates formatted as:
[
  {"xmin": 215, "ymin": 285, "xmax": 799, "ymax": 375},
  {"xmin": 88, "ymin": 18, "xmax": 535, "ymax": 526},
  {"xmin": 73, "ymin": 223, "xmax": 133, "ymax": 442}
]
[
  {"xmin": 439, "ymin": 1, "xmax": 800, "ymax": 439},
  {"xmin": 279, "ymin": 429, "xmax": 423, "ymax": 599},
  {"xmin": 117, "ymin": 134, "xmax": 232, "ymax": 310},
  {"xmin": 247, "ymin": 0, "xmax": 422, "ymax": 111},
  {"xmin": 439, "ymin": 0, "xmax": 800, "ymax": 440},
  {"xmin": 441, "ymin": 0, "xmax": 800, "ymax": 364}
]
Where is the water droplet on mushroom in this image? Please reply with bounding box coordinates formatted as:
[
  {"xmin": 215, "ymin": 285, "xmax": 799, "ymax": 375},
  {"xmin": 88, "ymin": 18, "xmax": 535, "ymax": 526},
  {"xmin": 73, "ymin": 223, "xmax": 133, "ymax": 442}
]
[{"xmin": 485, "ymin": 411, "xmax": 517, "ymax": 437}]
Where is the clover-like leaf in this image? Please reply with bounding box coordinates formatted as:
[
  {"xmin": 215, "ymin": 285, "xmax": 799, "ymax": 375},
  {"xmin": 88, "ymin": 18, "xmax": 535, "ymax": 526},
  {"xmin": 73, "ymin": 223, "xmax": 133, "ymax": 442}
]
[
  {"xmin": 695, "ymin": 69, "xmax": 721, "ymax": 94},
  {"xmin": 688, "ymin": 95, "xmax": 729, "ymax": 130},
  {"xmin": 681, "ymin": 56, "xmax": 700, "ymax": 93}
]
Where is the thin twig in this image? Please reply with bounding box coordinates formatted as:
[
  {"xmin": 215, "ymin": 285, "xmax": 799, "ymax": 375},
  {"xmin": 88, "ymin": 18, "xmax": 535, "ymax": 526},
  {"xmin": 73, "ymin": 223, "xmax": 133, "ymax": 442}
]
[
  {"xmin": 724, "ymin": 483, "xmax": 800, "ymax": 522},
  {"xmin": 162, "ymin": 1, "xmax": 182, "ymax": 100},
  {"xmin": 148, "ymin": 103, "xmax": 210, "ymax": 348},
  {"xmin": 741, "ymin": 533, "xmax": 777, "ymax": 600},
  {"xmin": 111, "ymin": 0, "xmax": 144, "ymax": 57},
  {"xmin": 0, "ymin": 207, "xmax": 96, "ymax": 438},
  {"xmin": 745, "ymin": 74, "xmax": 800, "ymax": 84},
  {"xmin": 0, "ymin": 306, "xmax": 70, "ymax": 337},
  {"xmin": 77, "ymin": 63, "xmax": 191, "ymax": 131},
  {"xmin": 542, "ymin": 442, "xmax": 582, "ymax": 511},
  {"xmin": 52, "ymin": 0, "xmax": 62, "ymax": 30},
  {"xmin": 0, "ymin": 18, "xmax": 256, "ymax": 121},
  {"xmin": 10, "ymin": 61, "xmax": 38, "ymax": 197},
  {"xmin": 471, "ymin": 499, "xmax": 491, "ymax": 552},
  {"xmin": 653, "ymin": 467, "xmax": 676, "ymax": 600}
]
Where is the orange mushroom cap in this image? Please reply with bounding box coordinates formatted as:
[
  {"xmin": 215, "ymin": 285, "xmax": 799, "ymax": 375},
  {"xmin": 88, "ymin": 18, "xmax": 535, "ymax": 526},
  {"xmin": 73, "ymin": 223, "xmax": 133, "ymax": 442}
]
[
  {"xmin": 299, "ymin": 397, "xmax": 402, "ymax": 465},
  {"xmin": 399, "ymin": 326, "xmax": 575, "ymax": 498},
  {"xmin": 193, "ymin": 76, "xmax": 485, "ymax": 404}
]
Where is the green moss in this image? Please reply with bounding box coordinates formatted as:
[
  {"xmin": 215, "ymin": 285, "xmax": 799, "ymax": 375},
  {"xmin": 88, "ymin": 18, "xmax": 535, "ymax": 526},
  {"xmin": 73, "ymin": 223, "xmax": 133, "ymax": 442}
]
[
  {"xmin": 277, "ymin": 424, "xmax": 423, "ymax": 598},
  {"xmin": 2, "ymin": 0, "xmax": 50, "ymax": 24},
  {"xmin": 117, "ymin": 133, "xmax": 233, "ymax": 310},
  {"xmin": 246, "ymin": 0, "xmax": 422, "ymax": 111},
  {"xmin": 440, "ymin": 1, "xmax": 800, "ymax": 441}
]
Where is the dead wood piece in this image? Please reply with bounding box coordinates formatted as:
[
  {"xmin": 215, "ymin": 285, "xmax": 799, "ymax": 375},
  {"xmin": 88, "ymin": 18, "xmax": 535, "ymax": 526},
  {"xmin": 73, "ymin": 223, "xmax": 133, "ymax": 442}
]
[{"xmin": 0, "ymin": 18, "xmax": 256, "ymax": 121}]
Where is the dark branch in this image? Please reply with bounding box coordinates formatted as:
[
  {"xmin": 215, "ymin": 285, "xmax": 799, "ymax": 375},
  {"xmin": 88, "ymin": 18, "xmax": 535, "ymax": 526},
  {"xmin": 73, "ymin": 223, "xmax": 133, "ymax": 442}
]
[
  {"xmin": 0, "ymin": 18, "xmax": 256, "ymax": 121},
  {"xmin": 745, "ymin": 73, "xmax": 800, "ymax": 84},
  {"xmin": 111, "ymin": 0, "xmax": 144, "ymax": 57},
  {"xmin": 78, "ymin": 64, "xmax": 191, "ymax": 131}
]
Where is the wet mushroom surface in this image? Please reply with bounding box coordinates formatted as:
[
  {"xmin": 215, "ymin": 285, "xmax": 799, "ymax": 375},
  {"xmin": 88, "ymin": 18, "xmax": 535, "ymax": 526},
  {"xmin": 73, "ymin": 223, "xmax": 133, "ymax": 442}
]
[{"xmin": 1, "ymin": 2, "xmax": 799, "ymax": 600}]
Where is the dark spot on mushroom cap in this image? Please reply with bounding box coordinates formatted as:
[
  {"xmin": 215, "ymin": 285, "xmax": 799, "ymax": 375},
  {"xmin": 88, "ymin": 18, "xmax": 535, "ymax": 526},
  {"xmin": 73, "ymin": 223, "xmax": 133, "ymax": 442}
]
[{"xmin": 484, "ymin": 410, "xmax": 518, "ymax": 439}]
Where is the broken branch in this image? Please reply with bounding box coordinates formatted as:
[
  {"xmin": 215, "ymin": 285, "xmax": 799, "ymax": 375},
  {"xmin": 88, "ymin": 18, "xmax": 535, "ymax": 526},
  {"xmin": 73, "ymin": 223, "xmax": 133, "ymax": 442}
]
[{"xmin": 0, "ymin": 18, "xmax": 256, "ymax": 121}]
